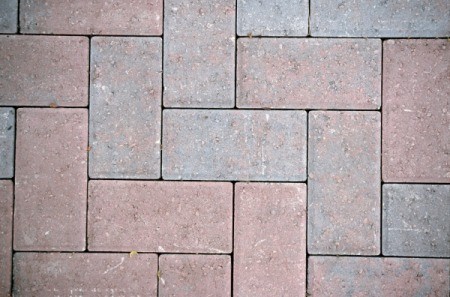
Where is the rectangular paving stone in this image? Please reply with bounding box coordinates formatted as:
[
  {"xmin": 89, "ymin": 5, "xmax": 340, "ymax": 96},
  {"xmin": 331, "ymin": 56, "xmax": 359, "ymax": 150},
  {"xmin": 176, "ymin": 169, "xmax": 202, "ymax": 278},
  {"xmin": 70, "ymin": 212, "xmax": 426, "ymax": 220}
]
[
  {"xmin": 14, "ymin": 109, "xmax": 88, "ymax": 251},
  {"xmin": 0, "ymin": 35, "xmax": 88, "ymax": 107},
  {"xmin": 308, "ymin": 257, "xmax": 449, "ymax": 296},
  {"xmin": 89, "ymin": 37, "xmax": 162, "ymax": 179},
  {"xmin": 163, "ymin": 110, "xmax": 307, "ymax": 181},
  {"xmin": 88, "ymin": 181, "xmax": 232, "ymax": 253},
  {"xmin": 234, "ymin": 183, "xmax": 306, "ymax": 297},
  {"xmin": 159, "ymin": 255, "xmax": 231, "ymax": 297},
  {"xmin": 308, "ymin": 111, "xmax": 381, "ymax": 255},
  {"xmin": 20, "ymin": 0, "xmax": 162, "ymax": 35},
  {"xmin": 237, "ymin": 0, "xmax": 308, "ymax": 36},
  {"xmin": 0, "ymin": 181, "xmax": 13, "ymax": 296},
  {"xmin": 383, "ymin": 184, "xmax": 450, "ymax": 257},
  {"xmin": 383, "ymin": 39, "xmax": 450, "ymax": 183},
  {"xmin": 0, "ymin": 108, "xmax": 14, "ymax": 178},
  {"xmin": 311, "ymin": 0, "xmax": 450, "ymax": 37},
  {"xmin": 14, "ymin": 253, "xmax": 157, "ymax": 296},
  {"xmin": 0, "ymin": 0, "xmax": 17, "ymax": 33},
  {"xmin": 237, "ymin": 38, "xmax": 381, "ymax": 109},
  {"xmin": 164, "ymin": 0, "xmax": 235, "ymax": 107}
]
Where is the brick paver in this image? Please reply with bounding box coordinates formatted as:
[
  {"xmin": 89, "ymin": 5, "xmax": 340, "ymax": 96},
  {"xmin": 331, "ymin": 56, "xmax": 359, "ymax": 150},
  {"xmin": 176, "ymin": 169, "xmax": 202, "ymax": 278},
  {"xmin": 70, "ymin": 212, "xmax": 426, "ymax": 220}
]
[
  {"xmin": 311, "ymin": 0, "xmax": 450, "ymax": 37},
  {"xmin": 0, "ymin": 0, "xmax": 17, "ymax": 33},
  {"xmin": 308, "ymin": 111, "xmax": 381, "ymax": 255},
  {"xmin": 89, "ymin": 37, "xmax": 162, "ymax": 179},
  {"xmin": 88, "ymin": 181, "xmax": 232, "ymax": 253},
  {"xmin": 0, "ymin": 35, "xmax": 89, "ymax": 107},
  {"xmin": 383, "ymin": 39, "xmax": 450, "ymax": 183},
  {"xmin": 0, "ymin": 181, "xmax": 13, "ymax": 296},
  {"xmin": 13, "ymin": 253, "xmax": 157, "ymax": 296},
  {"xmin": 308, "ymin": 256, "xmax": 449, "ymax": 296},
  {"xmin": 0, "ymin": 108, "xmax": 14, "ymax": 178},
  {"xmin": 237, "ymin": 0, "xmax": 308, "ymax": 36},
  {"xmin": 383, "ymin": 184, "xmax": 450, "ymax": 258},
  {"xmin": 163, "ymin": 110, "xmax": 307, "ymax": 181},
  {"xmin": 237, "ymin": 38, "xmax": 381, "ymax": 109},
  {"xmin": 159, "ymin": 255, "xmax": 231, "ymax": 297},
  {"xmin": 164, "ymin": 0, "xmax": 235, "ymax": 107},
  {"xmin": 20, "ymin": 0, "xmax": 162, "ymax": 35},
  {"xmin": 14, "ymin": 109, "xmax": 88, "ymax": 251},
  {"xmin": 234, "ymin": 183, "xmax": 306, "ymax": 297}
]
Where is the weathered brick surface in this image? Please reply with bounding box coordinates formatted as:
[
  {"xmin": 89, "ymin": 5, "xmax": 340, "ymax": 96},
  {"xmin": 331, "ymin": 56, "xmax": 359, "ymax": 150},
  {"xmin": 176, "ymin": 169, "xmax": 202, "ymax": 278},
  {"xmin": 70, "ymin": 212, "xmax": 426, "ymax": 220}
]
[
  {"xmin": 308, "ymin": 111, "xmax": 380, "ymax": 255},
  {"xmin": 0, "ymin": 108, "xmax": 14, "ymax": 178},
  {"xmin": 234, "ymin": 183, "xmax": 306, "ymax": 297},
  {"xmin": 14, "ymin": 253, "xmax": 157, "ymax": 296},
  {"xmin": 237, "ymin": 0, "xmax": 308, "ymax": 36},
  {"xmin": 20, "ymin": 0, "xmax": 162, "ymax": 35},
  {"xmin": 310, "ymin": 0, "xmax": 450, "ymax": 37},
  {"xmin": 0, "ymin": 0, "xmax": 17, "ymax": 33},
  {"xmin": 89, "ymin": 37, "xmax": 162, "ymax": 179},
  {"xmin": 88, "ymin": 181, "xmax": 232, "ymax": 253},
  {"xmin": 383, "ymin": 184, "xmax": 450, "ymax": 257},
  {"xmin": 308, "ymin": 257, "xmax": 449, "ymax": 296},
  {"xmin": 0, "ymin": 36, "xmax": 88, "ymax": 107},
  {"xmin": 383, "ymin": 39, "xmax": 450, "ymax": 183},
  {"xmin": 0, "ymin": 181, "xmax": 13, "ymax": 296},
  {"xmin": 14, "ymin": 109, "xmax": 88, "ymax": 251},
  {"xmin": 164, "ymin": 0, "xmax": 235, "ymax": 107},
  {"xmin": 237, "ymin": 38, "xmax": 381, "ymax": 109},
  {"xmin": 163, "ymin": 110, "xmax": 307, "ymax": 181},
  {"xmin": 159, "ymin": 255, "xmax": 231, "ymax": 297}
]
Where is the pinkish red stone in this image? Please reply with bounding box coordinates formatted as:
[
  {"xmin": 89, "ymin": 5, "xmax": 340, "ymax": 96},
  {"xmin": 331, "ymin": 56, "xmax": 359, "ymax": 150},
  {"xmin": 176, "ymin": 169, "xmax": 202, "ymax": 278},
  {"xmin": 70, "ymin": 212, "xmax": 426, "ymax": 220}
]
[
  {"xmin": 13, "ymin": 253, "xmax": 158, "ymax": 296},
  {"xmin": 88, "ymin": 181, "xmax": 232, "ymax": 253},
  {"xmin": 0, "ymin": 180, "xmax": 13, "ymax": 296},
  {"xmin": 234, "ymin": 183, "xmax": 307, "ymax": 296},
  {"xmin": 14, "ymin": 109, "xmax": 88, "ymax": 251},
  {"xmin": 0, "ymin": 35, "xmax": 88, "ymax": 107},
  {"xmin": 237, "ymin": 38, "xmax": 381, "ymax": 109},
  {"xmin": 383, "ymin": 39, "xmax": 450, "ymax": 183},
  {"xmin": 308, "ymin": 111, "xmax": 381, "ymax": 255},
  {"xmin": 308, "ymin": 256, "xmax": 449, "ymax": 296},
  {"xmin": 159, "ymin": 255, "xmax": 231, "ymax": 297},
  {"xmin": 20, "ymin": 0, "xmax": 162, "ymax": 35}
]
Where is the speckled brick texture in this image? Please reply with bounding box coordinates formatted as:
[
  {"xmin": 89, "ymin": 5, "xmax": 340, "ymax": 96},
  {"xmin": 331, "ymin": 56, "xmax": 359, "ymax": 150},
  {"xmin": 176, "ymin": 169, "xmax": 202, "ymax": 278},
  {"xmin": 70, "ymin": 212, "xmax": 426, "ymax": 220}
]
[
  {"xmin": 20, "ymin": 0, "xmax": 163, "ymax": 35},
  {"xmin": 308, "ymin": 257, "xmax": 449, "ymax": 296},
  {"xmin": 383, "ymin": 39, "xmax": 450, "ymax": 183},
  {"xmin": 237, "ymin": 38, "xmax": 381, "ymax": 109},
  {"xmin": 0, "ymin": 0, "xmax": 17, "ymax": 33},
  {"xmin": 14, "ymin": 109, "xmax": 88, "ymax": 251},
  {"xmin": 89, "ymin": 37, "xmax": 162, "ymax": 179},
  {"xmin": 0, "ymin": 181, "xmax": 13, "ymax": 296},
  {"xmin": 308, "ymin": 111, "xmax": 381, "ymax": 255},
  {"xmin": 13, "ymin": 253, "xmax": 158, "ymax": 296},
  {"xmin": 383, "ymin": 184, "xmax": 450, "ymax": 257},
  {"xmin": 159, "ymin": 255, "xmax": 231, "ymax": 297},
  {"xmin": 0, "ymin": 108, "xmax": 14, "ymax": 178},
  {"xmin": 234, "ymin": 183, "xmax": 306, "ymax": 297},
  {"xmin": 0, "ymin": 35, "xmax": 89, "ymax": 107}
]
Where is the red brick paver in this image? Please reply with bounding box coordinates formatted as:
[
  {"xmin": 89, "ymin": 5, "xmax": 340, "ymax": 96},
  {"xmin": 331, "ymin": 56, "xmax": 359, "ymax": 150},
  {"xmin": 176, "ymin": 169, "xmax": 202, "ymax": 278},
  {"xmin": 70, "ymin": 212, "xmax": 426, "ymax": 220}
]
[{"xmin": 0, "ymin": 180, "xmax": 13, "ymax": 296}]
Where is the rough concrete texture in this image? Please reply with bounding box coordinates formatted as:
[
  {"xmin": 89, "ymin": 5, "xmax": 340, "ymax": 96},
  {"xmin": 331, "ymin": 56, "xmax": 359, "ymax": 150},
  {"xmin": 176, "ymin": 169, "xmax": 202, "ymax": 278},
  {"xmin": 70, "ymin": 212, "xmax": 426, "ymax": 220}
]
[
  {"xmin": 0, "ymin": 108, "xmax": 14, "ymax": 178},
  {"xmin": 234, "ymin": 183, "xmax": 306, "ymax": 297},
  {"xmin": 383, "ymin": 184, "xmax": 450, "ymax": 257},
  {"xmin": 0, "ymin": 35, "xmax": 88, "ymax": 107},
  {"xmin": 310, "ymin": 0, "xmax": 450, "ymax": 37},
  {"xmin": 383, "ymin": 39, "xmax": 450, "ymax": 183},
  {"xmin": 237, "ymin": 38, "xmax": 381, "ymax": 109},
  {"xmin": 308, "ymin": 111, "xmax": 381, "ymax": 255},
  {"xmin": 164, "ymin": 0, "xmax": 235, "ymax": 107},
  {"xmin": 20, "ymin": 0, "xmax": 162, "ymax": 35},
  {"xmin": 237, "ymin": 0, "xmax": 308, "ymax": 36},
  {"xmin": 88, "ymin": 181, "xmax": 232, "ymax": 253},
  {"xmin": 14, "ymin": 109, "xmax": 88, "ymax": 251},
  {"xmin": 0, "ymin": 0, "xmax": 17, "ymax": 33},
  {"xmin": 159, "ymin": 255, "xmax": 231, "ymax": 297},
  {"xmin": 163, "ymin": 110, "xmax": 307, "ymax": 181},
  {"xmin": 308, "ymin": 257, "xmax": 449, "ymax": 296},
  {"xmin": 89, "ymin": 37, "xmax": 162, "ymax": 179},
  {"xmin": 0, "ymin": 181, "xmax": 13, "ymax": 296},
  {"xmin": 13, "ymin": 253, "xmax": 158, "ymax": 296}
]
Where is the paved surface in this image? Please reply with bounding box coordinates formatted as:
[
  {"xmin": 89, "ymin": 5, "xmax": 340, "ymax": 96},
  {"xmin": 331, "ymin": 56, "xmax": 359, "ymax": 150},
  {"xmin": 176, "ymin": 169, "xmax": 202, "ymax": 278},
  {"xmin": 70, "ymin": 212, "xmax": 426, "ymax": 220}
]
[{"xmin": 0, "ymin": 1, "xmax": 449, "ymax": 296}]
